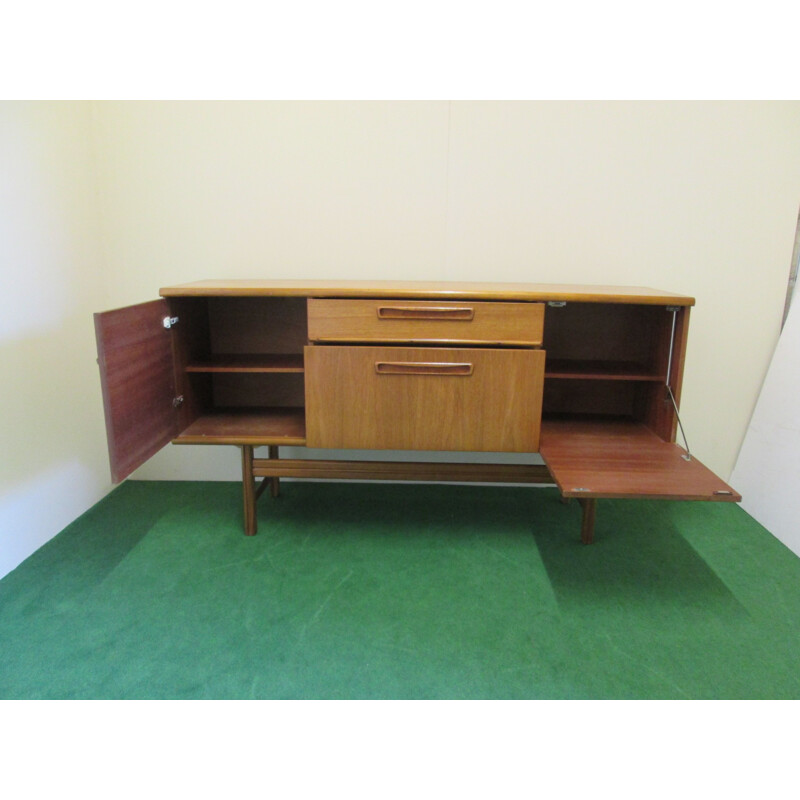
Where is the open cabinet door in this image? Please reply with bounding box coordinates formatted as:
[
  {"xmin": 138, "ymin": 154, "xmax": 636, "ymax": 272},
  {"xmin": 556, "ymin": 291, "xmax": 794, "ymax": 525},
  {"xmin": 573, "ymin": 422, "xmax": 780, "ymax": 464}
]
[
  {"xmin": 540, "ymin": 419, "xmax": 740, "ymax": 501},
  {"xmin": 95, "ymin": 299, "xmax": 180, "ymax": 482}
]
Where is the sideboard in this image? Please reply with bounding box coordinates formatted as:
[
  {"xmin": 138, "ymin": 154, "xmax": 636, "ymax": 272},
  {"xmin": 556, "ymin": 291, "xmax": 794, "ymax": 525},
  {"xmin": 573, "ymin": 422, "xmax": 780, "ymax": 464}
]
[{"xmin": 94, "ymin": 280, "xmax": 740, "ymax": 543}]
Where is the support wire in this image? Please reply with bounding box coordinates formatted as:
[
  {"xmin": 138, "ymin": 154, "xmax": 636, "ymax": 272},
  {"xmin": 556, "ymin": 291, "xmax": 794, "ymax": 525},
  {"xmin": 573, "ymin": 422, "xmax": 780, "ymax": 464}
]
[{"xmin": 666, "ymin": 308, "xmax": 692, "ymax": 461}]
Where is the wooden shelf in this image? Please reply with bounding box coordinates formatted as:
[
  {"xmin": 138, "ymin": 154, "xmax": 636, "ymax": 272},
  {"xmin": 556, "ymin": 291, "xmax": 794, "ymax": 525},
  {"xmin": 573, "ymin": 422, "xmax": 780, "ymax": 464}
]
[
  {"xmin": 545, "ymin": 359, "xmax": 663, "ymax": 381},
  {"xmin": 185, "ymin": 354, "xmax": 304, "ymax": 373},
  {"xmin": 173, "ymin": 407, "xmax": 306, "ymax": 445}
]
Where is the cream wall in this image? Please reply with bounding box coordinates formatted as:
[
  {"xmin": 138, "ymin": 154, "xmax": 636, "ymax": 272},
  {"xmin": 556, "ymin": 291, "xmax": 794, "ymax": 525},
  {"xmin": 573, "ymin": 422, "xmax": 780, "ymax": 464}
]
[
  {"xmin": 446, "ymin": 102, "xmax": 800, "ymax": 478},
  {"xmin": 2, "ymin": 100, "xmax": 800, "ymax": 577},
  {"xmin": 93, "ymin": 101, "xmax": 800, "ymax": 483},
  {"xmin": 0, "ymin": 102, "xmax": 110, "ymax": 577}
]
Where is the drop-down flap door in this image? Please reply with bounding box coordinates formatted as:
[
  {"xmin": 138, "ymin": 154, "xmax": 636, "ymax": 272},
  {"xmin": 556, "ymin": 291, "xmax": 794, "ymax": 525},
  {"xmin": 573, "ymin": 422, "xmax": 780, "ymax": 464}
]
[{"xmin": 539, "ymin": 419, "xmax": 740, "ymax": 502}]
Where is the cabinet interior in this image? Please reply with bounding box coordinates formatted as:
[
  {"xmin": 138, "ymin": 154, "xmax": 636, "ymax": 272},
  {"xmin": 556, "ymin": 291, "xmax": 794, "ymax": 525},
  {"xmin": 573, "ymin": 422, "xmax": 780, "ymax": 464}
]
[
  {"xmin": 169, "ymin": 297, "xmax": 308, "ymax": 443},
  {"xmin": 541, "ymin": 303, "xmax": 677, "ymax": 441}
]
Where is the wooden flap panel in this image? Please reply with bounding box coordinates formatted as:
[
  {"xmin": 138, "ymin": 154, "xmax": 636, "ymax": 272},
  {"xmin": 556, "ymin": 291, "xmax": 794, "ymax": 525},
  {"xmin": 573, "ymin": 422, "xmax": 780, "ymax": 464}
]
[
  {"xmin": 94, "ymin": 299, "xmax": 179, "ymax": 482},
  {"xmin": 539, "ymin": 419, "xmax": 741, "ymax": 501}
]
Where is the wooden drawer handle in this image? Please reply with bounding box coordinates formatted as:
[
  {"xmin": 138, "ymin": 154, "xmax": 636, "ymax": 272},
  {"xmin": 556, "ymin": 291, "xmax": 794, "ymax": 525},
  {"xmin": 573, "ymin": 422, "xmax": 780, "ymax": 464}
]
[
  {"xmin": 375, "ymin": 361, "xmax": 474, "ymax": 376},
  {"xmin": 377, "ymin": 306, "xmax": 474, "ymax": 321}
]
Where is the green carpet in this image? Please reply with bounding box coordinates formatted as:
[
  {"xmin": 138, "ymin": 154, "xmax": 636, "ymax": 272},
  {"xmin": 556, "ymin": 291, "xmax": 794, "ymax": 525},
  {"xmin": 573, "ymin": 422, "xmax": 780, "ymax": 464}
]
[{"xmin": 1, "ymin": 480, "xmax": 799, "ymax": 699}]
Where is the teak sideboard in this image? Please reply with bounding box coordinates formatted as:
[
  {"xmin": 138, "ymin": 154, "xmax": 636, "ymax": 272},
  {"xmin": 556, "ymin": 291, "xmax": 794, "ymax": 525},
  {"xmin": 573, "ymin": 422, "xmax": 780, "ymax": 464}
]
[{"xmin": 94, "ymin": 280, "xmax": 740, "ymax": 543}]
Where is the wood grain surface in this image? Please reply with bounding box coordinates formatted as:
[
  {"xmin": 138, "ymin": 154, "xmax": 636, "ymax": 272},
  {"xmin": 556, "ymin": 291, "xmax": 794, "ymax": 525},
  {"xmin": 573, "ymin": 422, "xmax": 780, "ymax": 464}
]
[
  {"xmin": 308, "ymin": 298, "xmax": 545, "ymax": 345},
  {"xmin": 94, "ymin": 299, "xmax": 179, "ymax": 482},
  {"xmin": 173, "ymin": 408, "xmax": 306, "ymax": 445},
  {"xmin": 160, "ymin": 279, "xmax": 695, "ymax": 306},
  {"xmin": 305, "ymin": 345, "xmax": 545, "ymax": 452},
  {"xmin": 539, "ymin": 419, "xmax": 740, "ymax": 501}
]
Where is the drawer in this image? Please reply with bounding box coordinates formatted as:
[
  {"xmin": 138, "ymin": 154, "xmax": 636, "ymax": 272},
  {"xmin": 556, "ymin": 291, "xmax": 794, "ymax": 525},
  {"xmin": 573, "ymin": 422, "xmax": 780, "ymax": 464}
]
[
  {"xmin": 304, "ymin": 345, "xmax": 545, "ymax": 452},
  {"xmin": 307, "ymin": 299, "xmax": 544, "ymax": 346}
]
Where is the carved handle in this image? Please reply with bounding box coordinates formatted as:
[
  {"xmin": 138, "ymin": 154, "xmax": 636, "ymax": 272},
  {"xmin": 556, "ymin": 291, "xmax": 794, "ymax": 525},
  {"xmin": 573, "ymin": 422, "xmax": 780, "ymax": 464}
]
[
  {"xmin": 377, "ymin": 306, "xmax": 474, "ymax": 321},
  {"xmin": 375, "ymin": 361, "xmax": 474, "ymax": 376}
]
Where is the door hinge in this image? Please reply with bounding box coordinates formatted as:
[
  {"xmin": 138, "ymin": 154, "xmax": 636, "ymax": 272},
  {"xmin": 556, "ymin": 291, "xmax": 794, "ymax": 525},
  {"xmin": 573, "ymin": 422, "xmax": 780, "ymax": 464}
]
[
  {"xmin": 163, "ymin": 315, "xmax": 179, "ymax": 329},
  {"xmin": 172, "ymin": 395, "xmax": 184, "ymax": 408}
]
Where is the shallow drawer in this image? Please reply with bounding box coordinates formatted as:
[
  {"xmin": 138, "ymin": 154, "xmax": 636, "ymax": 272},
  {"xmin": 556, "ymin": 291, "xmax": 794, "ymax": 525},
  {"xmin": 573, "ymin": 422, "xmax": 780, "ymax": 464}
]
[
  {"xmin": 304, "ymin": 345, "xmax": 545, "ymax": 452},
  {"xmin": 307, "ymin": 299, "xmax": 544, "ymax": 346}
]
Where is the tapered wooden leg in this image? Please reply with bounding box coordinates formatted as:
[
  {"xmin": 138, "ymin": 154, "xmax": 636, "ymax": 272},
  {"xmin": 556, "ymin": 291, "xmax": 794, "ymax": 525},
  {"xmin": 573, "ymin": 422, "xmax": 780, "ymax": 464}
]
[
  {"xmin": 242, "ymin": 445, "xmax": 257, "ymax": 536},
  {"xmin": 269, "ymin": 445, "xmax": 280, "ymax": 497},
  {"xmin": 578, "ymin": 498, "xmax": 596, "ymax": 545}
]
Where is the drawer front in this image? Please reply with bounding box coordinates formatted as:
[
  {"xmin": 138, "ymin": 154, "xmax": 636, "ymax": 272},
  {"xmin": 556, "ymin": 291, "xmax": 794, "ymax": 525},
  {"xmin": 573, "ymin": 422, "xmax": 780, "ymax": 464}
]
[
  {"xmin": 307, "ymin": 299, "xmax": 544, "ymax": 346},
  {"xmin": 304, "ymin": 345, "xmax": 545, "ymax": 452}
]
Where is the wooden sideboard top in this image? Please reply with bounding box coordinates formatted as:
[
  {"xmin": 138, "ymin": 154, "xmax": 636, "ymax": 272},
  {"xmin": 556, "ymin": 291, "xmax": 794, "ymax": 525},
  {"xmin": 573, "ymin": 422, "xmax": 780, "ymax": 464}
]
[{"xmin": 159, "ymin": 279, "xmax": 695, "ymax": 306}]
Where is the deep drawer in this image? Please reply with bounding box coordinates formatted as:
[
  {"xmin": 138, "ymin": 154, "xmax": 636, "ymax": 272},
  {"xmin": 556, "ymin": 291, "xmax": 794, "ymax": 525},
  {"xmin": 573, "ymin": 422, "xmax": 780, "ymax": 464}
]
[
  {"xmin": 304, "ymin": 345, "xmax": 545, "ymax": 452},
  {"xmin": 307, "ymin": 299, "xmax": 544, "ymax": 346}
]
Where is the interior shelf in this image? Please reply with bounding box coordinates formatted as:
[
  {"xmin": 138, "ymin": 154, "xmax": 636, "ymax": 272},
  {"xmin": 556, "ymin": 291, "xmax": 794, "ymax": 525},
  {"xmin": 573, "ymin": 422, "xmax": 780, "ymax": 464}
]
[
  {"xmin": 173, "ymin": 407, "xmax": 307, "ymax": 445},
  {"xmin": 185, "ymin": 354, "xmax": 304, "ymax": 373},
  {"xmin": 545, "ymin": 359, "xmax": 663, "ymax": 381}
]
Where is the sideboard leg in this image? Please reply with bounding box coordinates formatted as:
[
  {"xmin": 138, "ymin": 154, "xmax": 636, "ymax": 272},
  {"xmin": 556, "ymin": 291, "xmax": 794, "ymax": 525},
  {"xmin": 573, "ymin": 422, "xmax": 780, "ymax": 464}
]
[
  {"xmin": 242, "ymin": 445, "xmax": 257, "ymax": 536},
  {"xmin": 578, "ymin": 498, "xmax": 596, "ymax": 545},
  {"xmin": 269, "ymin": 445, "xmax": 280, "ymax": 498}
]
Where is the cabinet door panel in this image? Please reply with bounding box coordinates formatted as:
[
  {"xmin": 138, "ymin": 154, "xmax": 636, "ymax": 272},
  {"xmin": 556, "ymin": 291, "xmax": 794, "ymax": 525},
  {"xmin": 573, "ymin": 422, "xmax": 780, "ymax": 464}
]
[
  {"xmin": 94, "ymin": 299, "xmax": 179, "ymax": 482},
  {"xmin": 305, "ymin": 345, "xmax": 544, "ymax": 452},
  {"xmin": 540, "ymin": 419, "xmax": 740, "ymax": 501}
]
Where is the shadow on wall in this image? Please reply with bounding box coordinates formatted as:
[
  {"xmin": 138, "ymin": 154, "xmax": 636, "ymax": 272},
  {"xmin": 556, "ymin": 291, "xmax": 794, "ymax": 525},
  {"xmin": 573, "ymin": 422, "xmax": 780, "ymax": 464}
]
[
  {"xmin": 0, "ymin": 316, "xmax": 112, "ymax": 577},
  {"xmin": 0, "ymin": 316, "xmax": 109, "ymax": 492}
]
